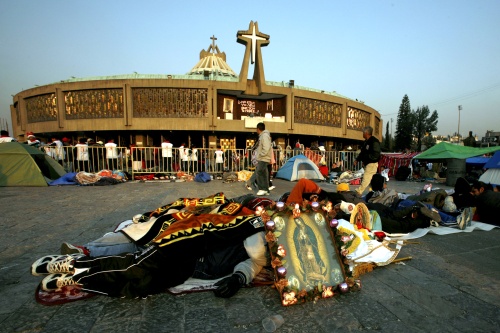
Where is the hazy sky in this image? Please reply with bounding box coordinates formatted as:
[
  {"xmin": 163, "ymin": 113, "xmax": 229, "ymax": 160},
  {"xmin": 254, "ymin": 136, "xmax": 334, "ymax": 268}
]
[{"xmin": 1, "ymin": 0, "xmax": 499, "ymax": 138}]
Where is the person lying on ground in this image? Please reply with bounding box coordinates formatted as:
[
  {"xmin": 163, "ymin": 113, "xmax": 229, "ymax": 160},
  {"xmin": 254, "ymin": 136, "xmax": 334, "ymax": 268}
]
[
  {"xmin": 283, "ymin": 178, "xmax": 345, "ymax": 206},
  {"xmin": 31, "ymin": 193, "xmax": 274, "ymax": 298},
  {"xmin": 32, "ymin": 213, "xmax": 268, "ymax": 299},
  {"xmin": 330, "ymin": 201, "xmax": 439, "ymax": 234},
  {"xmin": 365, "ymin": 173, "xmax": 466, "ymax": 227},
  {"xmin": 335, "ymin": 182, "xmax": 364, "ymax": 204}
]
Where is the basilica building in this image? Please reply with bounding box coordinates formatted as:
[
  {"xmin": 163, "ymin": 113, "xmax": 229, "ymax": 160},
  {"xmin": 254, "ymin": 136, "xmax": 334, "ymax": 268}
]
[{"xmin": 9, "ymin": 21, "xmax": 381, "ymax": 151}]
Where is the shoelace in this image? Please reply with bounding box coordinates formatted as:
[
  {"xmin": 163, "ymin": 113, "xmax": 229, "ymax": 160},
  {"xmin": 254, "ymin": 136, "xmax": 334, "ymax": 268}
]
[
  {"xmin": 48, "ymin": 256, "xmax": 75, "ymax": 274},
  {"xmin": 56, "ymin": 274, "xmax": 78, "ymax": 288}
]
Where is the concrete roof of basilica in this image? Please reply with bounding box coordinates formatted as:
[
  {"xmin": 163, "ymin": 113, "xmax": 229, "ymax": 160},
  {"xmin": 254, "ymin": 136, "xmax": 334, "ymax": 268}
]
[{"xmin": 186, "ymin": 37, "xmax": 238, "ymax": 77}]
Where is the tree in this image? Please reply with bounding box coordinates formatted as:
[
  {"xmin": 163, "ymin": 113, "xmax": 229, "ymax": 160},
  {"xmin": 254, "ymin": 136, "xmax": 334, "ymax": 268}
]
[
  {"xmin": 394, "ymin": 95, "xmax": 413, "ymax": 151},
  {"xmin": 412, "ymin": 105, "xmax": 438, "ymax": 151},
  {"xmin": 383, "ymin": 121, "xmax": 391, "ymax": 151},
  {"xmin": 421, "ymin": 135, "xmax": 436, "ymax": 150}
]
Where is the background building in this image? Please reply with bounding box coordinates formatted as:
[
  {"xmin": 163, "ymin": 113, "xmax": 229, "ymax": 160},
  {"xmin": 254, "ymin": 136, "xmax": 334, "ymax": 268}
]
[{"xmin": 9, "ymin": 21, "xmax": 381, "ymax": 151}]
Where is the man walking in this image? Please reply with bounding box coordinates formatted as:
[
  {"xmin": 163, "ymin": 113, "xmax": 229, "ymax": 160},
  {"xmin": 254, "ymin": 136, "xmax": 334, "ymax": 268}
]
[
  {"xmin": 254, "ymin": 122, "xmax": 273, "ymax": 195},
  {"xmin": 354, "ymin": 126, "xmax": 381, "ymax": 196}
]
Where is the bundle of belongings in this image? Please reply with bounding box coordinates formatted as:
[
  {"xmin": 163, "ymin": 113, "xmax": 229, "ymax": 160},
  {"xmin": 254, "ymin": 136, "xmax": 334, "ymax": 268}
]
[
  {"xmin": 49, "ymin": 170, "xmax": 127, "ymax": 186},
  {"xmin": 76, "ymin": 170, "xmax": 127, "ymax": 185},
  {"xmin": 31, "ymin": 192, "xmax": 405, "ymax": 307},
  {"xmin": 338, "ymin": 169, "xmax": 365, "ymax": 185}
]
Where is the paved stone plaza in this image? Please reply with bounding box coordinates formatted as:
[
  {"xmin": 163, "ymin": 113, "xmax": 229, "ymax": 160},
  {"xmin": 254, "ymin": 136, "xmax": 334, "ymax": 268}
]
[{"xmin": 0, "ymin": 179, "xmax": 498, "ymax": 332}]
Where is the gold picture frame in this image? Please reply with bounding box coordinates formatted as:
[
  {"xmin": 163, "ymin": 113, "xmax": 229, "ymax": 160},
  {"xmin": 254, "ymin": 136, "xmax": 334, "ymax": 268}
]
[
  {"xmin": 267, "ymin": 208, "xmax": 347, "ymax": 306},
  {"xmin": 223, "ymin": 98, "xmax": 233, "ymax": 113}
]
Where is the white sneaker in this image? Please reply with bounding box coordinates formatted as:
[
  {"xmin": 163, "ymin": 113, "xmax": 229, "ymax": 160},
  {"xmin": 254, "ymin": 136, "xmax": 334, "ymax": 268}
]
[
  {"xmin": 269, "ymin": 186, "xmax": 276, "ymax": 191},
  {"xmin": 256, "ymin": 190, "xmax": 269, "ymax": 196}
]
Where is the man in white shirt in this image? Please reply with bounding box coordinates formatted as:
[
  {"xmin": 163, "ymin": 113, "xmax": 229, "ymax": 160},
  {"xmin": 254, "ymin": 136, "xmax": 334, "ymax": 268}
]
[
  {"xmin": 0, "ymin": 130, "xmax": 16, "ymax": 143},
  {"xmin": 161, "ymin": 138, "xmax": 173, "ymax": 173},
  {"xmin": 105, "ymin": 139, "xmax": 120, "ymax": 170}
]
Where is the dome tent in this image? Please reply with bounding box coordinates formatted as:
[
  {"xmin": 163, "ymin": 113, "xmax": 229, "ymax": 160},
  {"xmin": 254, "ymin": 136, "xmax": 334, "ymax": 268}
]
[
  {"xmin": 0, "ymin": 142, "xmax": 66, "ymax": 186},
  {"xmin": 275, "ymin": 154, "xmax": 325, "ymax": 181}
]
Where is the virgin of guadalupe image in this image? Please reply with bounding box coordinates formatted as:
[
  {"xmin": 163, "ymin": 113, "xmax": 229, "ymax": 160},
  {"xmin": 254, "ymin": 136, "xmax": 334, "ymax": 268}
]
[{"xmin": 292, "ymin": 217, "xmax": 327, "ymax": 288}]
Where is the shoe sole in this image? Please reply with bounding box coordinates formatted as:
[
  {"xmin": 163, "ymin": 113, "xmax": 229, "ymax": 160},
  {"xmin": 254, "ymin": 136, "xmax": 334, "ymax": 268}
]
[{"xmin": 60, "ymin": 243, "xmax": 83, "ymax": 255}]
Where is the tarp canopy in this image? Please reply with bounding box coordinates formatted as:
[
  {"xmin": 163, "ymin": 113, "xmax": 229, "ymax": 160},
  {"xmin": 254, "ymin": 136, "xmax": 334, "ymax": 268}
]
[
  {"xmin": 0, "ymin": 142, "xmax": 66, "ymax": 186},
  {"xmin": 466, "ymin": 156, "xmax": 490, "ymax": 167},
  {"xmin": 414, "ymin": 142, "xmax": 500, "ymax": 160},
  {"xmin": 480, "ymin": 151, "xmax": 500, "ymax": 186},
  {"xmin": 379, "ymin": 152, "xmax": 419, "ymax": 177},
  {"xmin": 483, "ymin": 151, "xmax": 500, "ymax": 169},
  {"xmin": 275, "ymin": 154, "xmax": 325, "ymax": 181}
]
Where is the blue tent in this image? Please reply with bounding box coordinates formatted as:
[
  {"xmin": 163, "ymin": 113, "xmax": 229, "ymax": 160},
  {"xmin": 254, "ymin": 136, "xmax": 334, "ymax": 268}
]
[
  {"xmin": 275, "ymin": 154, "xmax": 325, "ymax": 181},
  {"xmin": 483, "ymin": 151, "xmax": 500, "ymax": 169},
  {"xmin": 480, "ymin": 151, "xmax": 500, "ymax": 186}
]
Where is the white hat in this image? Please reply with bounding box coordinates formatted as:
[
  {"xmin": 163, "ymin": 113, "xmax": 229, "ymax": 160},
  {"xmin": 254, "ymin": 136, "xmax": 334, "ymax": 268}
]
[
  {"xmin": 340, "ymin": 201, "xmax": 355, "ymax": 215},
  {"xmin": 97, "ymin": 141, "xmax": 104, "ymax": 145}
]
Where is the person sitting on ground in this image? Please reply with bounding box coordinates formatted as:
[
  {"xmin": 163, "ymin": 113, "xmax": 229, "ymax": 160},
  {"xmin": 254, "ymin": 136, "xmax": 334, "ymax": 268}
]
[
  {"xmin": 451, "ymin": 177, "xmax": 474, "ymax": 210},
  {"xmin": 470, "ymin": 180, "xmax": 500, "ymax": 225},
  {"xmin": 318, "ymin": 161, "xmax": 329, "ymax": 179},
  {"xmin": 365, "ymin": 174, "xmax": 400, "ymax": 207}
]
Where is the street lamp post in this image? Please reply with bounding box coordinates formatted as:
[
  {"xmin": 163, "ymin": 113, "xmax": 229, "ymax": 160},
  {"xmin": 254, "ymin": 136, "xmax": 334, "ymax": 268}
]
[
  {"xmin": 390, "ymin": 118, "xmax": 393, "ymax": 150},
  {"xmin": 458, "ymin": 105, "xmax": 462, "ymax": 143}
]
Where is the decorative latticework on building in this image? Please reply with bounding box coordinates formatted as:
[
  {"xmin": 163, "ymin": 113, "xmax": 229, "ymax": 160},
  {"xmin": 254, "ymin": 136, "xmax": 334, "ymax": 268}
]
[
  {"xmin": 347, "ymin": 106, "xmax": 370, "ymax": 131},
  {"xmin": 374, "ymin": 117, "xmax": 380, "ymax": 136},
  {"xmin": 64, "ymin": 89, "xmax": 124, "ymax": 120},
  {"xmin": 26, "ymin": 93, "xmax": 57, "ymax": 123},
  {"xmin": 15, "ymin": 103, "xmax": 20, "ymax": 126},
  {"xmin": 132, "ymin": 88, "xmax": 208, "ymax": 118},
  {"xmin": 293, "ymin": 97, "xmax": 342, "ymax": 127}
]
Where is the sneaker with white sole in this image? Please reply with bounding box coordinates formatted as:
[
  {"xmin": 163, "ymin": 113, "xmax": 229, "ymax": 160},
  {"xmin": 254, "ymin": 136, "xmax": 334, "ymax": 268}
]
[
  {"xmin": 31, "ymin": 254, "xmax": 79, "ymax": 276},
  {"xmin": 60, "ymin": 242, "xmax": 86, "ymax": 255},
  {"xmin": 31, "ymin": 255, "xmax": 60, "ymax": 276},
  {"xmin": 256, "ymin": 190, "xmax": 269, "ymax": 196},
  {"xmin": 457, "ymin": 212, "xmax": 467, "ymax": 230},
  {"xmin": 41, "ymin": 273, "xmax": 80, "ymax": 291},
  {"xmin": 245, "ymin": 184, "xmax": 252, "ymax": 191},
  {"xmin": 269, "ymin": 186, "xmax": 276, "ymax": 191}
]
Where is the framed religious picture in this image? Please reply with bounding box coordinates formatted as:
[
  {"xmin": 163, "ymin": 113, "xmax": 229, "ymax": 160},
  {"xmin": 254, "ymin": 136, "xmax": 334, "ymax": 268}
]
[
  {"xmin": 266, "ymin": 100, "xmax": 273, "ymax": 111},
  {"xmin": 265, "ymin": 205, "xmax": 347, "ymax": 306},
  {"xmin": 223, "ymin": 98, "xmax": 233, "ymax": 113}
]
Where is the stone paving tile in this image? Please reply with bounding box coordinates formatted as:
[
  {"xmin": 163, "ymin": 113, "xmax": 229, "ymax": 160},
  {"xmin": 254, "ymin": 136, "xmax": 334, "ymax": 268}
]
[{"xmin": 0, "ymin": 179, "xmax": 499, "ymax": 332}]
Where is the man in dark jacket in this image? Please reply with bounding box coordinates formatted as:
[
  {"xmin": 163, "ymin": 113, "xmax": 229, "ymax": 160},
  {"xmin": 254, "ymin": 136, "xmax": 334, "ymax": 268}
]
[
  {"xmin": 471, "ymin": 181, "xmax": 500, "ymax": 225},
  {"xmin": 354, "ymin": 126, "xmax": 381, "ymax": 196}
]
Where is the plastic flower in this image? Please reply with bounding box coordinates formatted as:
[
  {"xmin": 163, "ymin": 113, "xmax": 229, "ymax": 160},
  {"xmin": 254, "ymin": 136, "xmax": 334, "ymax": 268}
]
[{"xmin": 277, "ymin": 244, "xmax": 286, "ymax": 257}]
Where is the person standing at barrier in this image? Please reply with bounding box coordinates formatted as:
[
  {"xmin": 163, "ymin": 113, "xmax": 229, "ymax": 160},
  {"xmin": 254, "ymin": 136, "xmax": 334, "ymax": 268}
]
[
  {"xmin": 75, "ymin": 138, "xmax": 89, "ymax": 172},
  {"xmin": 48, "ymin": 137, "xmax": 65, "ymax": 166},
  {"xmin": 0, "ymin": 130, "xmax": 16, "ymax": 143},
  {"xmin": 354, "ymin": 126, "xmax": 381, "ymax": 196},
  {"xmin": 254, "ymin": 122, "xmax": 272, "ymax": 196},
  {"xmin": 190, "ymin": 145, "xmax": 198, "ymax": 173},
  {"xmin": 105, "ymin": 139, "xmax": 119, "ymax": 171},
  {"xmin": 161, "ymin": 138, "xmax": 173, "ymax": 173},
  {"xmin": 26, "ymin": 134, "xmax": 40, "ymax": 148},
  {"xmin": 214, "ymin": 145, "xmax": 224, "ymax": 179},
  {"xmin": 179, "ymin": 143, "xmax": 189, "ymax": 172}
]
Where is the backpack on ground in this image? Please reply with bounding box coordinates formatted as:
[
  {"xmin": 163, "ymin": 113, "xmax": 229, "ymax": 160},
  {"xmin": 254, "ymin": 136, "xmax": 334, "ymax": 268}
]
[{"xmin": 194, "ymin": 172, "xmax": 211, "ymax": 183}]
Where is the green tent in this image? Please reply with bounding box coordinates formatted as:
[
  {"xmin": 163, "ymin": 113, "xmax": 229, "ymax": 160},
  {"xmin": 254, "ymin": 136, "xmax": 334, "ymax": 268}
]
[
  {"xmin": 414, "ymin": 142, "xmax": 500, "ymax": 160},
  {"xmin": 0, "ymin": 142, "xmax": 66, "ymax": 186}
]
